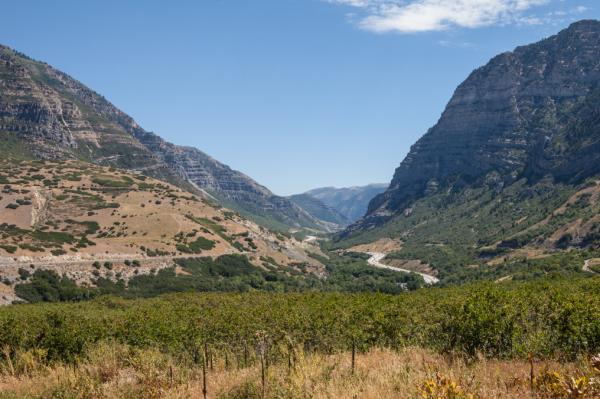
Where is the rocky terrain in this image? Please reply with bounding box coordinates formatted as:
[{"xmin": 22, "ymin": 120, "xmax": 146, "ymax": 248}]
[
  {"xmin": 338, "ymin": 20, "xmax": 600, "ymax": 283},
  {"xmin": 0, "ymin": 44, "xmax": 332, "ymax": 233},
  {"xmin": 0, "ymin": 159, "xmax": 324, "ymax": 303},
  {"xmin": 287, "ymin": 193, "xmax": 349, "ymax": 229},
  {"xmin": 358, "ymin": 20, "xmax": 600, "ymax": 228}
]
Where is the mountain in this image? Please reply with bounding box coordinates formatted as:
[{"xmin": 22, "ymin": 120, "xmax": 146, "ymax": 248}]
[
  {"xmin": 288, "ymin": 194, "xmax": 350, "ymax": 229},
  {"xmin": 339, "ymin": 20, "xmax": 600, "ymax": 283},
  {"xmin": 0, "ymin": 44, "xmax": 332, "ymax": 233},
  {"xmin": 0, "ymin": 158, "xmax": 326, "ymax": 303},
  {"xmin": 304, "ymin": 184, "xmax": 388, "ymax": 222}
]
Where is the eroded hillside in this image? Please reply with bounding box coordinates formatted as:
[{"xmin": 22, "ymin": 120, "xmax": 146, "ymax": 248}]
[{"xmin": 0, "ymin": 159, "xmax": 324, "ymax": 303}]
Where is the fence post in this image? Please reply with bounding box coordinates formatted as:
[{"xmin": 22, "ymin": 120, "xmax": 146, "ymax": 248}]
[
  {"xmin": 203, "ymin": 342, "xmax": 208, "ymax": 399},
  {"xmin": 529, "ymin": 352, "xmax": 535, "ymax": 396},
  {"xmin": 288, "ymin": 348, "xmax": 292, "ymax": 374},
  {"xmin": 351, "ymin": 339, "xmax": 356, "ymax": 375},
  {"xmin": 258, "ymin": 334, "xmax": 267, "ymax": 399}
]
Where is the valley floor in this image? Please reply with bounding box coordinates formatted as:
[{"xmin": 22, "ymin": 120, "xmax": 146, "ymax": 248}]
[{"xmin": 0, "ymin": 346, "xmax": 597, "ymax": 398}]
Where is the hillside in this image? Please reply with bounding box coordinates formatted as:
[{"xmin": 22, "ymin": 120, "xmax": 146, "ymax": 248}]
[
  {"xmin": 287, "ymin": 193, "xmax": 349, "ymax": 229},
  {"xmin": 0, "ymin": 158, "xmax": 326, "ymax": 303},
  {"xmin": 338, "ymin": 20, "xmax": 600, "ymax": 283},
  {"xmin": 0, "ymin": 44, "xmax": 333, "ymax": 233},
  {"xmin": 304, "ymin": 184, "xmax": 388, "ymax": 222}
]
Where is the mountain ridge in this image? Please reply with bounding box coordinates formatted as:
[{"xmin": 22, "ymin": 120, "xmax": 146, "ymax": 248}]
[
  {"xmin": 357, "ymin": 19, "xmax": 600, "ymax": 229},
  {"xmin": 287, "ymin": 193, "xmax": 350, "ymax": 228},
  {"xmin": 305, "ymin": 184, "xmax": 388, "ymax": 223},
  {"xmin": 0, "ymin": 44, "xmax": 333, "ymax": 232},
  {"xmin": 337, "ymin": 19, "xmax": 600, "ymax": 283}
]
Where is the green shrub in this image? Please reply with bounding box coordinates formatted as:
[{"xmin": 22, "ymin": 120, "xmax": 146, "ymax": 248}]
[
  {"xmin": 0, "ymin": 244, "xmax": 17, "ymax": 254},
  {"xmin": 2, "ymin": 277, "xmax": 600, "ymax": 363}
]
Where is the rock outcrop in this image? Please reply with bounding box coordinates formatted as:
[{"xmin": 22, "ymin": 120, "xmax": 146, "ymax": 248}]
[{"xmin": 354, "ymin": 20, "xmax": 600, "ymax": 232}]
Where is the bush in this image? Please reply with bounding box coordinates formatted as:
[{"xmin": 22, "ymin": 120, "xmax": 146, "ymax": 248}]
[{"xmin": 17, "ymin": 268, "xmax": 30, "ymax": 280}]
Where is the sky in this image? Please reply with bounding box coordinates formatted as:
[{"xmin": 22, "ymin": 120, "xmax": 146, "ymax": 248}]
[{"xmin": 1, "ymin": 1, "xmax": 599, "ymax": 195}]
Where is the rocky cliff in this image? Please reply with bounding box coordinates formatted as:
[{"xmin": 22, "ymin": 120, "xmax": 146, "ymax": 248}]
[
  {"xmin": 339, "ymin": 20, "xmax": 600, "ymax": 283},
  {"xmin": 0, "ymin": 44, "xmax": 330, "ymax": 232},
  {"xmin": 357, "ymin": 20, "xmax": 600, "ymax": 230}
]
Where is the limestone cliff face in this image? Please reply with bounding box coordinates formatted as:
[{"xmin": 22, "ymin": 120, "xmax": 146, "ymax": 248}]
[
  {"xmin": 0, "ymin": 45, "xmax": 328, "ymax": 231},
  {"xmin": 355, "ymin": 20, "xmax": 600, "ymax": 231}
]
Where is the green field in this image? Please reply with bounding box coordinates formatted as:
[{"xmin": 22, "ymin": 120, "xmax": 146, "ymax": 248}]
[{"xmin": 2, "ymin": 276, "xmax": 599, "ymax": 364}]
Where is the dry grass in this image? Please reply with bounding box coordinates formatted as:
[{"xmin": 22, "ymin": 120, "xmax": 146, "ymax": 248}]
[{"xmin": 0, "ymin": 344, "xmax": 598, "ymax": 398}]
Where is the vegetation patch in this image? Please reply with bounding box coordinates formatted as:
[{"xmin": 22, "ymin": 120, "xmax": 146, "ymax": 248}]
[
  {"xmin": 91, "ymin": 175, "xmax": 134, "ymax": 188},
  {"xmin": 5, "ymin": 276, "xmax": 600, "ymax": 364}
]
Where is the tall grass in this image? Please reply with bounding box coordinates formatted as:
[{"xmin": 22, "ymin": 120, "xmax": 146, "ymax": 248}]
[{"xmin": 0, "ymin": 344, "xmax": 598, "ymax": 398}]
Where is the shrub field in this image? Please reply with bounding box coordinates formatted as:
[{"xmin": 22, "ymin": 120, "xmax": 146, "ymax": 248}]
[{"xmin": 1, "ymin": 277, "xmax": 599, "ymax": 365}]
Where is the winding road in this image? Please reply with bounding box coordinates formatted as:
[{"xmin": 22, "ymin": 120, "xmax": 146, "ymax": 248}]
[{"xmin": 366, "ymin": 252, "xmax": 440, "ymax": 285}]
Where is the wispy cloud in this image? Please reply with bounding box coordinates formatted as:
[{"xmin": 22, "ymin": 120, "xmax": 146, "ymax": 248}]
[{"xmin": 327, "ymin": 0, "xmax": 554, "ymax": 33}]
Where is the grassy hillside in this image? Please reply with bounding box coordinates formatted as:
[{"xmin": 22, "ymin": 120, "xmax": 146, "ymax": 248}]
[
  {"xmin": 288, "ymin": 194, "xmax": 349, "ymax": 228},
  {"xmin": 337, "ymin": 177, "xmax": 600, "ymax": 284}
]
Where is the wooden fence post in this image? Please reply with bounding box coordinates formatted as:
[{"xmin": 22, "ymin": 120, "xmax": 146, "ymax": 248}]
[
  {"xmin": 203, "ymin": 342, "xmax": 208, "ymax": 399},
  {"xmin": 529, "ymin": 352, "xmax": 535, "ymax": 396},
  {"xmin": 351, "ymin": 339, "xmax": 356, "ymax": 375}
]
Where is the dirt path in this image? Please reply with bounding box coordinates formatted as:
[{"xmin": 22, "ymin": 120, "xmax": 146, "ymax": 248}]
[{"xmin": 367, "ymin": 252, "xmax": 439, "ymax": 285}]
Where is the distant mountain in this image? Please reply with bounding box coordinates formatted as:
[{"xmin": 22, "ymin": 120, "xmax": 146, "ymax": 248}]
[
  {"xmin": 0, "ymin": 44, "xmax": 332, "ymax": 232},
  {"xmin": 304, "ymin": 184, "xmax": 388, "ymax": 222},
  {"xmin": 288, "ymin": 194, "xmax": 350, "ymax": 229},
  {"xmin": 338, "ymin": 20, "xmax": 600, "ymax": 283}
]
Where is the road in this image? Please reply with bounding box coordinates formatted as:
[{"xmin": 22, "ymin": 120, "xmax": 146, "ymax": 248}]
[{"xmin": 366, "ymin": 252, "xmax": 440, "ymax": 285}]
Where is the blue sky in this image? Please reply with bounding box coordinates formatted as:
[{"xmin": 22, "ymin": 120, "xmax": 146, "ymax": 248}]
[{"xmin": 1, "ymin": 1, "xmax": 599, "ymax": 195}]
